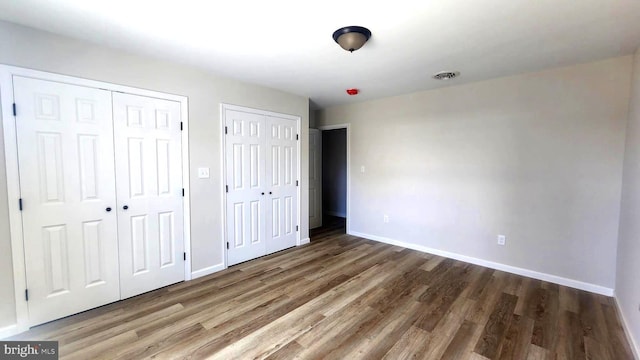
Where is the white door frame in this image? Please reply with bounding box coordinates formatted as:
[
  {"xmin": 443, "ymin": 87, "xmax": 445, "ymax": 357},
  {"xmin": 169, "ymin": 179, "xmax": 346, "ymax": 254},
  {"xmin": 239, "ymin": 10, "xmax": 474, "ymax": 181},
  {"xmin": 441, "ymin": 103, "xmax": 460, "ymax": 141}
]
[
  {"xmin": 317, "ymin": 124, "xmax": 350, "ymax": 234},
  {"xmin": 220, "ymin": 103, "xmax": 301, "ymax": 269},
  {"xmin": 0, "ymin": 65, "xmax": 192, "ymax": 336}
]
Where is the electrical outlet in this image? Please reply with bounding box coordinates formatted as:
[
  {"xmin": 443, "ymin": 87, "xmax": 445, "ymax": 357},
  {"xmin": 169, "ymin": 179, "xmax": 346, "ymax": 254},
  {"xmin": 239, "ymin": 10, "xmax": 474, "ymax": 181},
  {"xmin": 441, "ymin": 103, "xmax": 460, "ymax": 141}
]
[
  {"xmin": 497, "ymin": 235, "xmax": 506, "ymax": 246},
  {"xmin": 383, "ymin": 215, "xmax": 389, "ymax": 223},
  {"xmin": 198, "ymin": 167, "xmax": 210, "ymax": 179}
]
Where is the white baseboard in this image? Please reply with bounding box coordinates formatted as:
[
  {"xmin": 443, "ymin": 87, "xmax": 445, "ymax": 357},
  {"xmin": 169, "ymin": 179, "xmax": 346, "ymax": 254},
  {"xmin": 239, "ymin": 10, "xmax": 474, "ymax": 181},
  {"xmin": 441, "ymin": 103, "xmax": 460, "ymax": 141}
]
[
  {"xmin": 349, "ymin": 231, "xmax": 614, "ymax": 297},
  {"xmin": 614, "ymin": 296, "xmax": 640, "ymax": 360},
  {"xmin": 191, "ymin": 263, "xmax": 225, "ymax": 279},
  {"xmin": 298, "ymin": 238, "xmax": 310, "ymax": 245},
  {"xmin": 0, "ymin": 324, "xmax": 20, "ymax": 339},
  {"xmin": 325, "ymin": 211, "xmax": 346, "ymax": 218}
]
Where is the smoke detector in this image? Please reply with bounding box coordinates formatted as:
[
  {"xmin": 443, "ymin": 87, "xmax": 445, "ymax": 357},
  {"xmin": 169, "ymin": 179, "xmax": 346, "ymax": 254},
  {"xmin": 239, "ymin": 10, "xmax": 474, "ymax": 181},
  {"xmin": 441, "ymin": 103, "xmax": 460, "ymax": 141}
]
[{"xmin": 432, "ymin": 71, "xmax": 460, "ymax": 80}]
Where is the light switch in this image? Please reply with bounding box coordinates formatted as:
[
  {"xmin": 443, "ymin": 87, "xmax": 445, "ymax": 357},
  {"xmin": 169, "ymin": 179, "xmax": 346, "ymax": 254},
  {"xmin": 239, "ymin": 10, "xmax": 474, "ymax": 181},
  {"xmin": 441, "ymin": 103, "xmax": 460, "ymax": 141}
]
[
  {"xmin": 361, "ymin": 166, "xmax": 366, "ymax": 173},
  {"xmin": 198, "ymin": 167, "xmax": 210, "ymax": 179}
]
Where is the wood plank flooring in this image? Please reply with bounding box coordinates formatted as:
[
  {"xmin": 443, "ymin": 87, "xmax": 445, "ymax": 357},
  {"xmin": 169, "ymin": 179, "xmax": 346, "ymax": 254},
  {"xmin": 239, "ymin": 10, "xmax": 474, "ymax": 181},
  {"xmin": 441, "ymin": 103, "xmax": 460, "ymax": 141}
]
[{"xmin": 10, "ymin": 219, "xmax": 635, "ymax": 359}]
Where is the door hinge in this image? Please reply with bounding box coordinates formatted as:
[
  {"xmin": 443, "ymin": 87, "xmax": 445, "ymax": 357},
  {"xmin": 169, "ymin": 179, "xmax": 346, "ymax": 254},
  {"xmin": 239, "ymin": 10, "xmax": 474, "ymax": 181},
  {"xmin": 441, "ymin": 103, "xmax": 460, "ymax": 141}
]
[
  {"xmin": 296, "ymin": 180, "xmax": 299, "ymax": 187},
  {"xmin": 18, "ymin": 198, "xmax": 23, "ymax": 211},
  {"xmin": 225, "ymin": 185, "xmax": 229, "ymax": 193},
  {"xmin": 296, "ymin": 225, "xmax": 299, "ymax": 232},
  {"xmin": 12, "ymin": 103, "xmax": 17, "ymax": 117},
  {"xmin": 180, "ymin": 122, "xmax": 183, "ymax": 131},
  {"xmin": 183, "ymin": 252, "xmax": 186, "ymax": 261},
  {"xmin": 225, "ymin": 126, "xmax": 228, "ymax": 134},
  {"xmin": 25, "ymin": 289, "xmax": 28, "ymax": 302},
  {"xmin": 296, "ymin": 134, "xmax": 299, "ymax": 140},
  {"xmin": 226, "ymin": 242, "xmax": 229, "ymax": 249},
  {"xmin": 182, "ymin": 188, "xmax": 185, "ymax": 197}
]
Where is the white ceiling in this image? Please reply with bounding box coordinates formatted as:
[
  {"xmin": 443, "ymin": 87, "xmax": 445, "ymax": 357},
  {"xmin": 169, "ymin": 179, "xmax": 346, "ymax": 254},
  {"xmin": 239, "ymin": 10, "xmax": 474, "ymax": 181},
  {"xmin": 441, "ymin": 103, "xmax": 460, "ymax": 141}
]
[{"xmin": 1, "ymin": 0, "xmax": 639, "ymax": 109}]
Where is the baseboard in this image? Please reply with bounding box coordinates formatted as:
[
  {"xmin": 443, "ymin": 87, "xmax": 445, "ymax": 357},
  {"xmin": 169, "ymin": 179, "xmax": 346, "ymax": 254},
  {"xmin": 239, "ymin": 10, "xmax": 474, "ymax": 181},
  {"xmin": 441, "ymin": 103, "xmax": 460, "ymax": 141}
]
[
  {"xmin": 0, "ymin": 324, "xmax": 20, "ymax": 339},
  {"xmin": 191, "ymin": 263, "xmax": 225, "ymax": 279},
  {"xmin": 298, "ymin": 238, "xmax": 311, "ymax": 245},
  {"xmin": 325, "ymin": 211, "xmax": 346, "ymax": 218},
  {"xmin": 614, "ymin": 296, "xmax": 640, "ymax": 360},
  {"xmin": 349, "ymin": 231, "xmax": 614, "ymax": 296}
]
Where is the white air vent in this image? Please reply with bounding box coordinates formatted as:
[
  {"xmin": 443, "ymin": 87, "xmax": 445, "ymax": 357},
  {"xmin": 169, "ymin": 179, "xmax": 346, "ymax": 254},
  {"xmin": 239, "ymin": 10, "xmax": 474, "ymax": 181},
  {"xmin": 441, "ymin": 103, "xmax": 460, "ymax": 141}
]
[{"xmin": 432, "ymin": 71, "xmax": 460, "ymax": 80}]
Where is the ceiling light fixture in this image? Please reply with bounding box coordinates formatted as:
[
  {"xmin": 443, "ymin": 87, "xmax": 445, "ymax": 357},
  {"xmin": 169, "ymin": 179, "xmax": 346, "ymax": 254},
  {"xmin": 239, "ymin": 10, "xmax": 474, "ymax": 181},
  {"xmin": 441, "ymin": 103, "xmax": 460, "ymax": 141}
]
[{"xmin": 333, "ymin": 26, "xmax": 371, "ymax": 52}]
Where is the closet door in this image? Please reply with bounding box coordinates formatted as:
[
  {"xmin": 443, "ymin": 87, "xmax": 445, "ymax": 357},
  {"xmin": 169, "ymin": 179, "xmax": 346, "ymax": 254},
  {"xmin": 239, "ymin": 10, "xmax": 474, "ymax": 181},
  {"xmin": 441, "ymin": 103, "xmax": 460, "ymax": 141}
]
[
  {"xmin": 113, "ymin": 93, "xmax": 185, "ymax": 299},
  {"xmin": 14, "ymin": 76, "xmax": 120, "ymax": 326},
  {"xmin": 265, "ymin": 116, "xmax": 298, "ymax": 253},
  {"xmin": 225, "ymin": 110, "xmax": 267, "ymax": 266}
]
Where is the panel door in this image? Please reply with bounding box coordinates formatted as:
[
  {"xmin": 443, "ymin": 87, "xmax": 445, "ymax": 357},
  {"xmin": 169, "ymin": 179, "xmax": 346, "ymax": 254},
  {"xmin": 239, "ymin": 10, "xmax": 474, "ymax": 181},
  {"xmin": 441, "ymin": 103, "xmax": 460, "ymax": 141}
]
[
  {"xmin": 265, "ymin": 116, "xmax": 298, "ymax": 254},
  {"xmin": 13, "ymin": 76, "xmax": 120, "ymax": 326},
  {"xmin": 225, "ymin": 110, "xmax": 267, "ymax": 266},
  {"xmin": 309, "ymin": 129, "xmax": 322, "ymax": 229},
  {"xmin": 113, "ymin": 93, "xmax": 184, "ymax": 299}
]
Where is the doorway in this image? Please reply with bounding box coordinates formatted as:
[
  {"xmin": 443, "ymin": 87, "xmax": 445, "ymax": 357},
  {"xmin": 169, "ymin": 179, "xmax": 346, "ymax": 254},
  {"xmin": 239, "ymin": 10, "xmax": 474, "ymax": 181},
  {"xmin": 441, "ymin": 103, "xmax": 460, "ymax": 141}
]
[
  {"xmin": 309, "ymin": 124, "xmax": 349, "ymax": 236},
  {"xmin": 322, "ymin": 128, "xmax": 347, "ymax": 225}
]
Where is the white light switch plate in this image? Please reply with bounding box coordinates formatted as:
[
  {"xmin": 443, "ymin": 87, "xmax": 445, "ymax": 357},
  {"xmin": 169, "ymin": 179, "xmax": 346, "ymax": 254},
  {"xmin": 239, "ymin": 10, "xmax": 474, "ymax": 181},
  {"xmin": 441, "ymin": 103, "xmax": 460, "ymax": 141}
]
[{"xmin": 198, "ymin": 167, "xmax": 210, "ymax": 179}]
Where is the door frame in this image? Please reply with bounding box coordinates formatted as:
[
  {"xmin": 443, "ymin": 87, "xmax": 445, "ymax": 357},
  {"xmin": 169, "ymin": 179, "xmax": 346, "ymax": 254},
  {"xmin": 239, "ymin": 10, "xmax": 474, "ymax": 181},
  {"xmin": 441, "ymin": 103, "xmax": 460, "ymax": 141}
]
[
  {"xmin": 0, "ymin": 65, "xmax": 192, "ymax": 336},
  {"xmin": 220, "ymin": 103, "xmax": 302, "ymax": 269},
  {"xmin": 317, "ymin": 124, "xmax": 351, "ymax": 234}
]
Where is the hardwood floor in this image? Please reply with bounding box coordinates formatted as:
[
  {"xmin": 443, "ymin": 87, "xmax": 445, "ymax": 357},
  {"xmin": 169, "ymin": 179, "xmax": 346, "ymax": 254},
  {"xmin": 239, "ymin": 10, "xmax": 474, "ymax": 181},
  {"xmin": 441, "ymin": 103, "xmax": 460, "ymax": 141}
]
[{"xmin": 10, "ymin": 219, "xmax": 634, "ymax": 359}]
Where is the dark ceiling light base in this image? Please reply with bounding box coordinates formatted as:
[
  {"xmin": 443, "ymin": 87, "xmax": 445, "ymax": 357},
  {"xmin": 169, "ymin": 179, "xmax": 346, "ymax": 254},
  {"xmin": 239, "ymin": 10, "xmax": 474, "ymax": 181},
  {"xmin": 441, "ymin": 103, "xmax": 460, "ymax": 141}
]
[{"xmin": 332, "ymin": 26, "xmax": 371, "ymax": 52}]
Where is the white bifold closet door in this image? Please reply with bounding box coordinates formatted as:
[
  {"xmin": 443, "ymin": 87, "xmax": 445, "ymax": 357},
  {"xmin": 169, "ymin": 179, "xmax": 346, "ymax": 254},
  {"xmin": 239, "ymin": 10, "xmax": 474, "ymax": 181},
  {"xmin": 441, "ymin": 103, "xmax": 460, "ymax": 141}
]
[
  {"xmin": 265, "ymin": 116, "xmax": 298, "ymax": 254},
  {"xmin": 112, "ymin": 93, "xmax": 185, "ymax": 299},
  {"xmin": 14, "ymin": 76, "xmax": 120, "ymax": 326},
  {"xmin": 225, "ymin": 110, "xmax": 267, "ymax": 266},
  {"xmin": 225, "ymin": 108, "xmax": 298, "ymax": 266},
  {"xmin": 13, "ymin": 77, "xmax": 185, "ymax": 326}
]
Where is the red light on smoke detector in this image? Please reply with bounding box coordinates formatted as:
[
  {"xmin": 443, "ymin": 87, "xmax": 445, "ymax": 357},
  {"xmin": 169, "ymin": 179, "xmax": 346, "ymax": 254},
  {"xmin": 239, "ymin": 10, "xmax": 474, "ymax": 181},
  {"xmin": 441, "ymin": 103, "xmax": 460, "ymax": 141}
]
[{"xmin": 346, "ymin": 88, "xmax": 359, "ymax": 95}]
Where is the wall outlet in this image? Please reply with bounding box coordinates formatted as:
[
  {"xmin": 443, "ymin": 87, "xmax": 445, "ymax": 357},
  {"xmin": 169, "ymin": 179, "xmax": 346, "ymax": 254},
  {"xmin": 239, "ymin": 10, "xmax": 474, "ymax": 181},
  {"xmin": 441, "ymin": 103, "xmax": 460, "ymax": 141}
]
[
  {"xmin": 198, "ymin": 167, "xmax": 210, "ymax": 179},
  {"xmin": 497, "ymin": 235, "xmax": 506, "ymax": 246},
  {"xmin": 383, "ymin": 215, "xmax": 389, "ymax": 223}
]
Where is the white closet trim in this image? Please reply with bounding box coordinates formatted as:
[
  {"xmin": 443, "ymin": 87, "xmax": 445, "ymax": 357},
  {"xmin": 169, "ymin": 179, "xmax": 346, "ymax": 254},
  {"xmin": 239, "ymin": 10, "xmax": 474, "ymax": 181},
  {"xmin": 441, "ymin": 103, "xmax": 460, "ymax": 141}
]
[{"xmin": 0, "ymin": 65, "xmax": 191, "ymax": 336}]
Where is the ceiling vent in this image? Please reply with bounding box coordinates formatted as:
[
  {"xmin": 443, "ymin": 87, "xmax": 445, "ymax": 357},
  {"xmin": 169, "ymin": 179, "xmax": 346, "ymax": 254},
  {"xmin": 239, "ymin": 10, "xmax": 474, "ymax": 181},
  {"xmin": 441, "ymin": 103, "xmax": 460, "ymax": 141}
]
[{"xmin": 432, "ymin": 71, "xmax": 460, "ymax": 80}]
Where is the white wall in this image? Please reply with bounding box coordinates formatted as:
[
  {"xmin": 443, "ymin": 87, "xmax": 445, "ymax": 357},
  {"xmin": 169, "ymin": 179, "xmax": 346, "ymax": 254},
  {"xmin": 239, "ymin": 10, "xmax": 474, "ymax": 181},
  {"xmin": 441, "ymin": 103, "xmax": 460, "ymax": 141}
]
[
  {"xmin": 616, "ymin": 47, "xmax": 640, "ymax": 357},
  {"xmin": 318, "ymin": 56, "xmax": 632, "ymax": 291},
  {"xmin": 0, "ymin": 21, "xmax": 309, "ymax": 330}
]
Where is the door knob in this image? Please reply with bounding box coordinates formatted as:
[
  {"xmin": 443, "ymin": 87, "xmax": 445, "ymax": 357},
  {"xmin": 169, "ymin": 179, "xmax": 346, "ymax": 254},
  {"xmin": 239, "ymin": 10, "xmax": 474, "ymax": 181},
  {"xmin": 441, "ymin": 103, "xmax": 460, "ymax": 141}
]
[
  {"xmin": 261, "ymin": 192, "xmax": 265, "ymax": 195},
  {"xmin": 269, "ymin": 191, "xmax": 272, "ymax": 195},
  {"xmin": 106, "ymin": 207, "xmax": 112, "ymax": 212},
  {"xmin": 123, "ymin": 205, "xmax": 129, "ymax": 210}
]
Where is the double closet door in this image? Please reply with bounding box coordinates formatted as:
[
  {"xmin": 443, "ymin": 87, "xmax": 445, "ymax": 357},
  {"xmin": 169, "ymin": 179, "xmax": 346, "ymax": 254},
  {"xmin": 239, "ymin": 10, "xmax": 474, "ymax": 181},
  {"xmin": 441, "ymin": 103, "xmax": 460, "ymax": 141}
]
[
  {"xmin": 13, "ymin": 76, "xmax": 185, "ymax": 326},
  {"xmin": 224, "ymin": 108, "xmax": 298, "ymax": 266}
]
